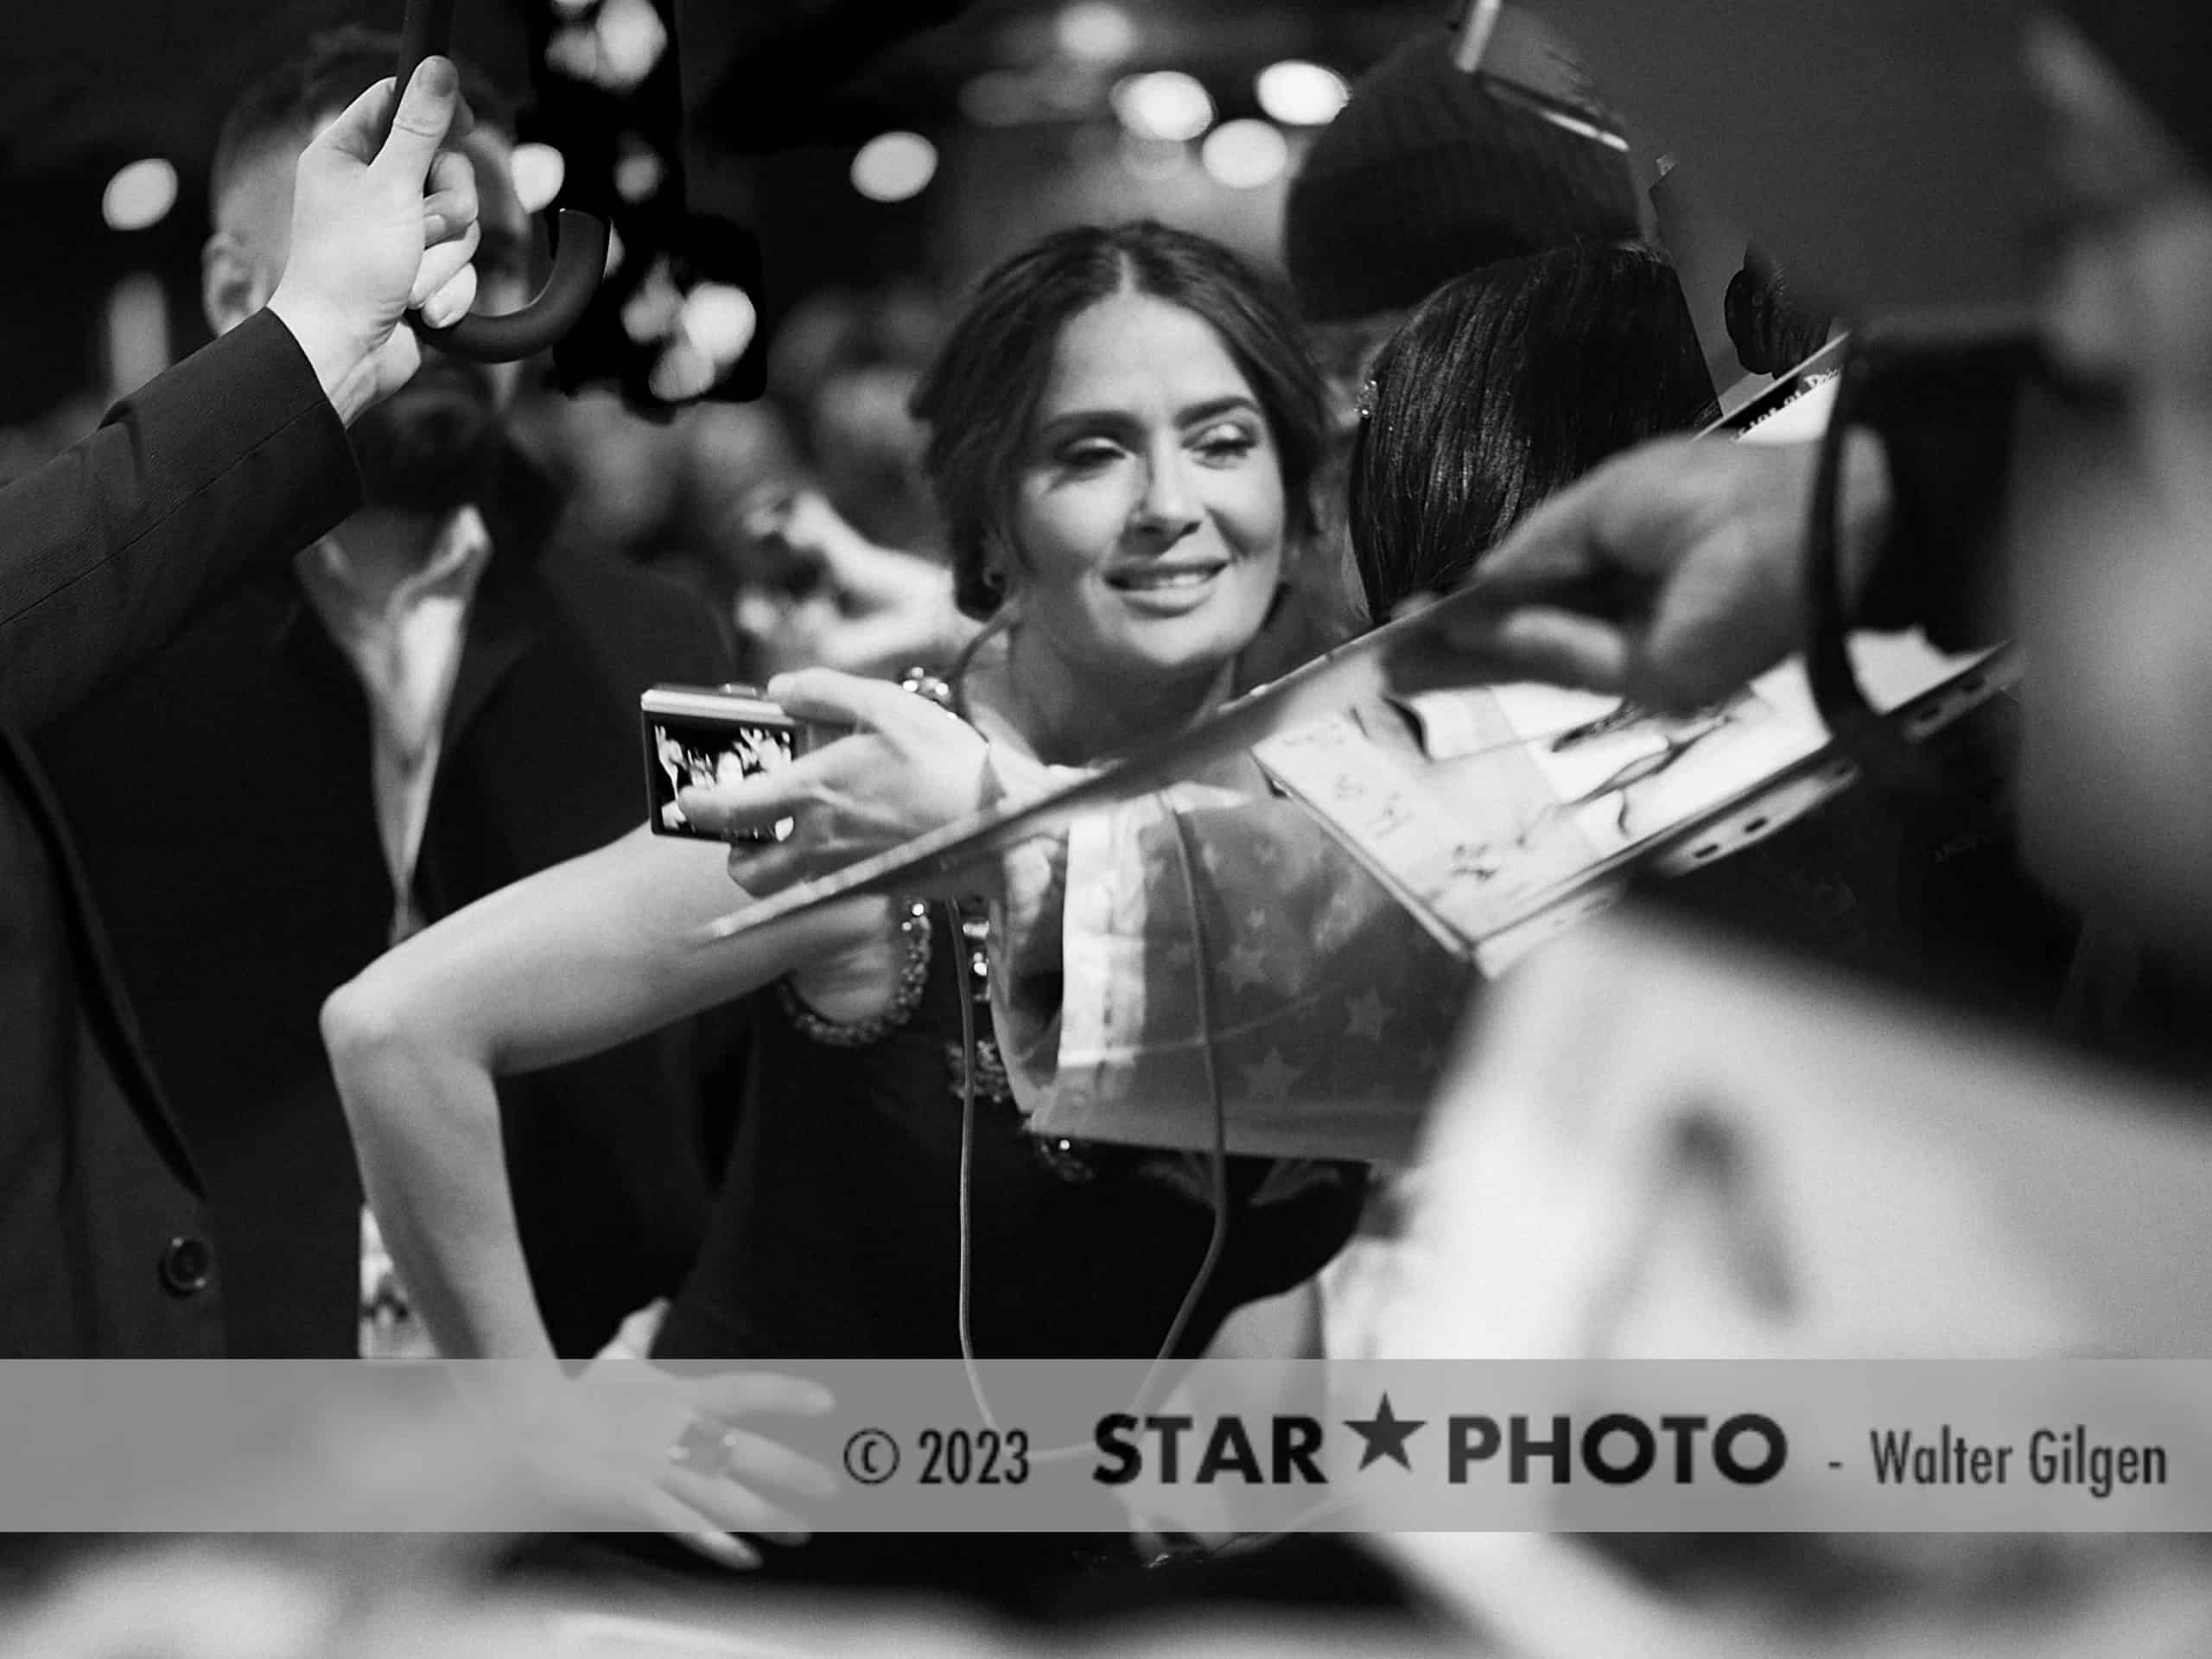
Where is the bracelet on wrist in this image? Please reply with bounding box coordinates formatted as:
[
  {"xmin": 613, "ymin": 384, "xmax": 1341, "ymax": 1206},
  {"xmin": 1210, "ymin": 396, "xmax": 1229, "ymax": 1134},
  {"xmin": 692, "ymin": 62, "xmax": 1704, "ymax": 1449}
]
[{"xmin": 779, "ymin": 899, "xmax": 932, "ymax": 1046}]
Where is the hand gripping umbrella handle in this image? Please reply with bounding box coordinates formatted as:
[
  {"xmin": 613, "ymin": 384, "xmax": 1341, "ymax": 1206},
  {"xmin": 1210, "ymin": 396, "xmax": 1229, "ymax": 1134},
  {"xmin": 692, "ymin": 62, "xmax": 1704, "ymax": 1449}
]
[{"xmin": 391, "ymin": 0, "xmax": 610, "ymax": 361}]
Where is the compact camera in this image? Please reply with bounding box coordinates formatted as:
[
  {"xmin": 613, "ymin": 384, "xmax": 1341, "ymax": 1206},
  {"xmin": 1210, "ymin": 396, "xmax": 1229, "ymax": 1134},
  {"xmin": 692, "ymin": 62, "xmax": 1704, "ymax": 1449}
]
[{"xmin": 640, "ymin": 683, "xmax": 844, "ymax": 843}]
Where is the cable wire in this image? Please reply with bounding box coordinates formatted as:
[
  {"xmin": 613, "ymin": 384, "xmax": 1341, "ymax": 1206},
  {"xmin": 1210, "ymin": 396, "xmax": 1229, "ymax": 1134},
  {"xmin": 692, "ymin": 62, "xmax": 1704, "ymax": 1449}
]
[{"xmin": 947, "ymin": 798, "xmax": 1233, "ymax": 1463}]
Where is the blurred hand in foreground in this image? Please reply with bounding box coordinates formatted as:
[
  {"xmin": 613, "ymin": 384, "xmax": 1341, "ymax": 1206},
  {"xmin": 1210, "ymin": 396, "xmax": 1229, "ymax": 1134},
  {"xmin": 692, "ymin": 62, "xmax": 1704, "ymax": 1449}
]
[
  {"xmin": 1400, "ymin": 432, "xmax": 1891, "ymax": 715},
  {"xmin": 499, "ymin": 1346, "xmax": 838, "ymax": 1570}
]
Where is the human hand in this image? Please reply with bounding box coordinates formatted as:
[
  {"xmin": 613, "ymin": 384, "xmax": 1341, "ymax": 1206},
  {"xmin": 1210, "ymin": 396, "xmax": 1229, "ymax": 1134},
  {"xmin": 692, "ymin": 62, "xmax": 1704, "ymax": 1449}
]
[
  {"xmin": 511, "ymin": 1351, "xmax": 838, "ymax": 1571},
  {"xmin": 1401, "ymin": 432, "xmax": 1891, "ymax": 715},
  {"xmin": 266, "ymin": 56, "xmax": 482, "ymax": 425},
  {"xmin": 677, "ymin": 667, "xmax": 992, "ymax": 896},
  {"xmin": 733, "ymin": 490, "xmax": 971, "ymax": 680},
  {"xmin": 594, "ymin": 1298, "xmax": 669, "ymax": 1362}
]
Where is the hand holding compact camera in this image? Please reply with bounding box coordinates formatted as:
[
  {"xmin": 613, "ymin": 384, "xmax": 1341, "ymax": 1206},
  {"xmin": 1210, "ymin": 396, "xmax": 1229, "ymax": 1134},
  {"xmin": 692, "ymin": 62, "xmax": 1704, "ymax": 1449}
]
[
  {"xmin": 641, "ymin": 683, "xmax": 849, "ymax": 844},
  {"xmin": 644, "ymin": 667, "xmax": 993, "ymax": 901}
]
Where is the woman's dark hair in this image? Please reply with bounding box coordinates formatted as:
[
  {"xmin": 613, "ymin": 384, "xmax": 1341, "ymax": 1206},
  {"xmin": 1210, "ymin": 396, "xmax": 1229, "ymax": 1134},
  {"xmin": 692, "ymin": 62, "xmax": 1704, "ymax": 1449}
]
[
  {"xmin": 1346, "ymin": 242, "xmax": 1719, "ymax": 620},
  {"xmin": 1724, "ymin": 241, "xmax": 1835, "ymax": 376},
  {"xmin": 910, "ymin": 220, "xmax": 1331, "ymax": 620}
]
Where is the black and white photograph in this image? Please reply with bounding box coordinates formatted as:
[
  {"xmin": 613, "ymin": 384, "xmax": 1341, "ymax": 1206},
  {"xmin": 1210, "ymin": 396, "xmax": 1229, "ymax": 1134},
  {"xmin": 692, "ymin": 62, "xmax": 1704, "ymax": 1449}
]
[{"xmin": 5, "ymin": 0, "xmax": 2212, "ymax": 1654}]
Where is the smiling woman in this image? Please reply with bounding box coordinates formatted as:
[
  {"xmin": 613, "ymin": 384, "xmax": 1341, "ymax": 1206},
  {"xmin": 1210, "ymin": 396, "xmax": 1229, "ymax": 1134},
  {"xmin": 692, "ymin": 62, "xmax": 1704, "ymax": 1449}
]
[
  {"xmin": 1008, "ymin": 293, "xmax": 1286, "ymax": 699},
  {"xmin": 643, "ymin": 220, "xmax": 1363, "ymax": 1382},
  {"xmin": 322, "ymin": 217, "xmax": 1379, "ymax": 1601}
]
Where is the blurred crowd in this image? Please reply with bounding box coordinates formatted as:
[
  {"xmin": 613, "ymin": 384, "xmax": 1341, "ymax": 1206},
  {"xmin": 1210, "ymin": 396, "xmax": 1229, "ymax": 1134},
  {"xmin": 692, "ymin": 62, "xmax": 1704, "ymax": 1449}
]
[{"xmin": 512, "ymin": 279, "xmax": 972, "ymax": 686}]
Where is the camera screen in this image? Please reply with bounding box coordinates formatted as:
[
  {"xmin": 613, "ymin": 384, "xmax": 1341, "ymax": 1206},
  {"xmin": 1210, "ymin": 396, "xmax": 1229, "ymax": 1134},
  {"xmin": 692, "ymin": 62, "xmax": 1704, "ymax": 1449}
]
[{"xmin": 645, "ymin": 716, "xmax": 798, "ymax": 842}]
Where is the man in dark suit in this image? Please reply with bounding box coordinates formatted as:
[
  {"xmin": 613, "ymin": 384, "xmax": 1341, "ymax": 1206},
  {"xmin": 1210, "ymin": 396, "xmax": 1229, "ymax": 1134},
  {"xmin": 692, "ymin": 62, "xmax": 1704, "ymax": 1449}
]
[
  {"xmin": 40, "ymin": 32, "xmax": 746, "ymax": 1359},
  {"xmin": 0, "ymin": 56, "xmax": 479, "ymax": 1357}
]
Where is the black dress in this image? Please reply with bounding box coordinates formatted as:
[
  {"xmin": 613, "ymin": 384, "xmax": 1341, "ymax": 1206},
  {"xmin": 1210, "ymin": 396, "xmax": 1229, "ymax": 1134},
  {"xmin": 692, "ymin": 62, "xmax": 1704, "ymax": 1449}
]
[
  {"xmin": 646, "ymin": 901, "xmax": 1367, "ymax": 1602},
  {"xmin": 656, "ymin": 902, "xmax": 1363, "ymax": 1360}
]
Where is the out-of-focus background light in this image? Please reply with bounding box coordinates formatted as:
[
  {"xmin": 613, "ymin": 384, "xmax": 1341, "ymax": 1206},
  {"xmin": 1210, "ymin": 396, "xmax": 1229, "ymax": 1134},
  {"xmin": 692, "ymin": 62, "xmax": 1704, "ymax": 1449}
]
[
  {"xmin": 1109, "ymin": 70, "xmax": 1213, "ymax": 143},
  {"xmin": 509, "ymin": 143, "xmax": 565, "ymax": 214},
  {"xmin": 594, "ymin": 0, "xmax": 667, "ymax": 86},
  {"xmin": 851, "ymin": 132, "xmax": 938, "ymax": 203},
  {"xmin": 621, "ymin": 257, "xmax": 683, "ymax": 345},
  {"xmin": 1199, "ymin": 118, "xmax": 1289, "ymax": 189},
  {"xmin": 549, "ymin": 0, "xmax": 667, "ymax": 92},
  {"xmin": 613, "ymin": 134, "xmax": 665, "ymax": 203},
  {"xmin": 101, "ymin": 158, "xmax": 175, "ymax": 232},
  {"xmin": 1255, "ymin": 59, "xmax": 1350, "ymax": 126},
  {"xmin": 1054, "ymin": 1, "xmax": 1137, "ymax": 63},
  {"xmin": 680, "ymin": 282, "xmax": 757, "ymax": 369},
  {"xmin": 641, "ymin": 282, "xmax": 753, "ymax": 402},
  {"xmin": 1, "ymin": 0, "xmax": 1443, "ymax": 438}
]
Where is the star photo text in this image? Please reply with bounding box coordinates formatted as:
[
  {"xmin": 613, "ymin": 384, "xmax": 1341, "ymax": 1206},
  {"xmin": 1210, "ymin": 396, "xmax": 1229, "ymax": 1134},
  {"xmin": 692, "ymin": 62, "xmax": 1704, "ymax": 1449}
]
[{"xmin": 1090, "ymin": 1397, "xmax": 1789, "ymax": 1486}]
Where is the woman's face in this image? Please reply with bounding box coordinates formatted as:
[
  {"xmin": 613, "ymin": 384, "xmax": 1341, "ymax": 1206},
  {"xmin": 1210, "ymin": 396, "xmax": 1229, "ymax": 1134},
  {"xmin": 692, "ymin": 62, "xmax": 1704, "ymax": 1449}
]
[{"xmin": 1005, "ymin": 289, "xmax": 1288, "ymax": 684}]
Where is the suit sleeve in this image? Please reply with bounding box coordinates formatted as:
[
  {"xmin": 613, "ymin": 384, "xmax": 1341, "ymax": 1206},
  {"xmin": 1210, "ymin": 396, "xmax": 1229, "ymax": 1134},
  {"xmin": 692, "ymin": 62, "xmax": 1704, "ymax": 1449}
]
[{"xmin": 0, "ymin": 310, "xmax": 362, "ymax": 733}]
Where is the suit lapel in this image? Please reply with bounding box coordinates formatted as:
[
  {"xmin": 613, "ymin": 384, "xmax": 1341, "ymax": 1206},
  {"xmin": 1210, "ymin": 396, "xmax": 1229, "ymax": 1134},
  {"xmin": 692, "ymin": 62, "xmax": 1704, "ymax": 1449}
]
[
  {"xmin": 443, "ymin": 442, "xmax": 562, "ymax": 751},
  {"xmin": 267, "ymin": 583, "xmax": 361, "ymax": 706},
  {"xmin": 442, "ymin": 566, "xmax": 545, "ymax": 752}
]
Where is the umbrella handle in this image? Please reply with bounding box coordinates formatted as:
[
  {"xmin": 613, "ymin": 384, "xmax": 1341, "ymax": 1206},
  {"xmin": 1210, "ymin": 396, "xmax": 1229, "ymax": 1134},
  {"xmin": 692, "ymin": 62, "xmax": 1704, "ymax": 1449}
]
[{"xmin": 389, "ymin": 0, "xmax": 609, "ymax": 362}]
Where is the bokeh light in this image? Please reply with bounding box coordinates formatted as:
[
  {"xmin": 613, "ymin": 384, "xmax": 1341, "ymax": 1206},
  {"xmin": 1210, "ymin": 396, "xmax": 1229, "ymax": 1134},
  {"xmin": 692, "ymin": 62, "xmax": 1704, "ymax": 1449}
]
[
  {"xmin": 101, "ymin": 159, "xmax": 176, "ymax": 232},
  {"xmin": 680, "ymin": 283, "xmax": 758, "ymax": 369},
  {"xmin": 614, "ymin": 136, "xmax": 665, "ymax": 203},
  {"xmin": 595, "ymin": 0, "xmax": 667, "ymax": 86},
  {"xmin": 1255, "ymin": 60, "xmax": 1350, "ymax": 126},
  {"xmin": 1199, "ymin": 120, "xmax": 1289, "ymax": 189},
  {"xmin": 547, "ymin": 0, "xmax": 666, "ymax": 92},
  {"xmin": 508, "ymin": 143, "xmax": 565, "ymax": 213},
  {"xmin": 620, "ymin": 257, "xmax": 683, "ymax": 344},
  {"xmin": 1110, "ymin": 71, "xmax": 1214, "ymax": 143},
  {"xmin": 851, "ymin": 132, "xmax": 938, "ymax": 203},
  {"xmin": 1055, "ymin": 2, "xmax": 1137, "ymax": 63}
]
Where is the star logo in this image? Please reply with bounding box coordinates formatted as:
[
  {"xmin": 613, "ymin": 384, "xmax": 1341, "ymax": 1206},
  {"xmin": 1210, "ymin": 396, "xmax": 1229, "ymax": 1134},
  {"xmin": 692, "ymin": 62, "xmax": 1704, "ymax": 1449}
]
[
  {"xmin": 1239, "ymin": 1047, "xmax": 1301, "ymax": 1102},
  {"xmin": 1223, "ymin": 940, "xmax": 1272, "ymax": 992},
  {"xmin": 1343, "ymin": 1394, "xmax": 1426, "ymax": 1471},
  {"xmin": 1344, "ymin": 988, "xmax": 1392, "ymax": 1042}
]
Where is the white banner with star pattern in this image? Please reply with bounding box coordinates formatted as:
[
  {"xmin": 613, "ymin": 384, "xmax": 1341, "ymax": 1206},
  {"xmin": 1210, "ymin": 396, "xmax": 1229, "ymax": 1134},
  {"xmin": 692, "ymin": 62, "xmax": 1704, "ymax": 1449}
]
[
  {"xmin": 1015, "ymin": 777, "xmax": 1480, "ymax": 1164},
  {"xmin": 1, "ymin": 1360, "xmax": 2209, "ymax": 1532}
]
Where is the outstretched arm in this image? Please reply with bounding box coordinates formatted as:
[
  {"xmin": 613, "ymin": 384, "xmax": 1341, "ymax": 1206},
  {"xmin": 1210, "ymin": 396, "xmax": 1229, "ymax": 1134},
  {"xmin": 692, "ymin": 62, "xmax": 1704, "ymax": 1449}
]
[
  {"xmin": 324, "ymin": 821, "xmax": 883, "ymax": 1357},
  {"xmin": 1, "ymin": 59, "xmax": 480, "ymax": 732},
  {"xmin": 672, "ymin": 668, "xmax": 1475, "ymax": 1163}
]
